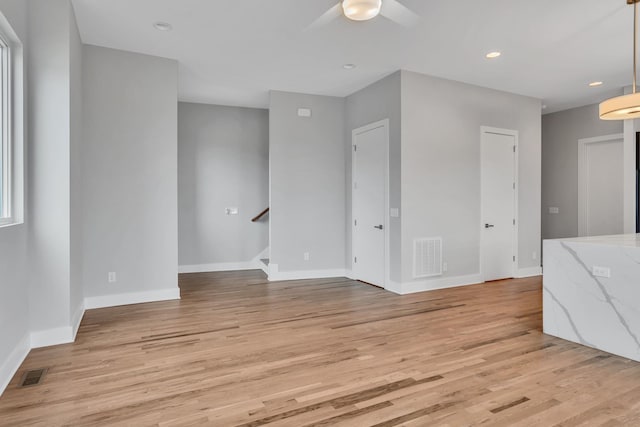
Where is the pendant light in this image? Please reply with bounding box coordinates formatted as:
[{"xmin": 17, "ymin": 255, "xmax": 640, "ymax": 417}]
[
  {"xmin": 342, "ymin": 0, "xmax": 382, "ymax": 21},
  {"xmin": 600, "ymin": 0, "xmax": 640, "ymax": 120}
]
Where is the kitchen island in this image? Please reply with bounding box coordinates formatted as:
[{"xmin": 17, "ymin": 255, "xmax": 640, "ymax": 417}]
[{"xmin": 543, "ymin": 234, "xmax": 640, "ymax": 362}]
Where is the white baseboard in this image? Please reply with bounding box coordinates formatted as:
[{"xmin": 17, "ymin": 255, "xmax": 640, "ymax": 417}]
[
  {"xmin": 84, "ymin": 287, "xmax": 180, "ymax": 310},
  {"xmin": 30, "ymin": 326, "xmax": 75, "ymax": 349},
  {"xmin": 267, "ymin": 264, "xmax": 348, "ymax": 282},
  {"xmin": 380, "ymin": 269, "xmax": 540, "ymax": 295},
  {"xmin": 31, "ymin": 301, "xmax": 86, "ymax": 349},
  {"xmin": 178, "ymin": 261, "xmax": 261, "ymax": 274},
  {"xmin": 71, "ymin": 302, "xmax": 85, "ymax": 339},
  {"xmin": 384, "ymin": 280, "xmax": 404, "ymax": 295},
  {"xmin": 346, "ymin": 271, "xmax": 477, "ymax": 296},
  {"xmin": 396, "ymin": 274, "xmax": 483, "ymax": 295},
  {"xmin": 179, "ymin": 247, "xmax": 269, "ymax": 274},
  {"xmin": 515, "ymin": 266, "xmax": 542, "ymax": 278},
  {"xmin": 258, "ymin": 262, "xmax": 269, "ymax": 275},
  {"xmin": 0, "ymin": 333, "xmax": 30, "ymax": 396}
]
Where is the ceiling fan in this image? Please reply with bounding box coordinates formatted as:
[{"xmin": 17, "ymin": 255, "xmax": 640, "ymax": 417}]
[{"xmin": 308, "ymin": 0, "xmax": 420, "ymax": 30}]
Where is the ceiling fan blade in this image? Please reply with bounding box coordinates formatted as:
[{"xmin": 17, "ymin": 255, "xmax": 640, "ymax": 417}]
[
  {"xmin": 306, "ymin": 3, "xmax": 343, "ymax": 31},
  {"xmin": 380, "ymin": 0, "xmax": 420, "ymax": 27}
]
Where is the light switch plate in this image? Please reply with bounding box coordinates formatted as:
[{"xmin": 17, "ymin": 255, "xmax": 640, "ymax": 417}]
[
  {"xmin": 549, "ymin": 207, "xmax": 560, "ymax": 214},
  {"xmin": 225, "ymin": 207, "xmax": 239, "ymax": 215},
  {"xmin": 297, "ymin": 108, "xmax": 312, "ymax": 118},
  {"xmin": 390, "ymin": 208, "xmax": 400, "ymax": 218}
]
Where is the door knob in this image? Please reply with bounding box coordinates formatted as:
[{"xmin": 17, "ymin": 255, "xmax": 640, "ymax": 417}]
[
  {"xmin": 374, "ymin": 225, "xmax": 384, "ymax": 230},
  {"xmin": 485, "ymin": 224, "xmax": 495, "ymax": 229}
]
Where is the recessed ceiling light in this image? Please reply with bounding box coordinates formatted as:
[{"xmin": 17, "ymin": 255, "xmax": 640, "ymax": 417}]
[
  {"xmin": 153, "ymin": 22, "xmax": 173, "ymax": 32},
  {"xmin": 485, "ymin": 51, "xmax": 502, "ymax": 59},
  {"xmin": 589, "ymin": 81, "xmax": 604, "ymax": 87},
  {"xmin": 343, "ymin": 64, "xmax": 356, "ymax": 70},
  {"xmin": 542, "ymin": 105, "xmax": 547, "ymax": 110}
]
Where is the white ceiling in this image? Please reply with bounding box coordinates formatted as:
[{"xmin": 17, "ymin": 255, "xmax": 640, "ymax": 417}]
[{"xmin": 72, "ymin": 0, "xmax": 635, "ymax": 113}]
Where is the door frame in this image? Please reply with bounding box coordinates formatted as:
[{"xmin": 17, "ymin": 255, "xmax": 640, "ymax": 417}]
[
  {"xmin": 577, "ymin": 133, "xmax": 624, "ymax": 237},
  {"xmin": 351, "ymin": 119, "xmax": 390, "ymax": 290},
  {"xmin": 479, "ymin": 126, "xmax": 519, "ymax": 282}
]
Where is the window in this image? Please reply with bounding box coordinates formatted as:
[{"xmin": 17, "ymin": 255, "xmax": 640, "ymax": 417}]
[{"xmin": 0, "ymin": 33, "xmax": 11, "ymax": 226}]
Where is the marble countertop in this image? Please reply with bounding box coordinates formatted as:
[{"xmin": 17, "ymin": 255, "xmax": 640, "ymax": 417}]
[{"xmin": 546, "ymin": 233, "xmax": 640, "ymax": 248}]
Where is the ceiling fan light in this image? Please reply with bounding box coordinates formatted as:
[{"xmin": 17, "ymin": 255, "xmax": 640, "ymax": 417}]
[
  {"xmin": 342, "ymin": 0, "xmax": 382, "ymax": 21},
  {"xmin": 600, "ymin": 92, "xmax": 640, "ymax": 120}
]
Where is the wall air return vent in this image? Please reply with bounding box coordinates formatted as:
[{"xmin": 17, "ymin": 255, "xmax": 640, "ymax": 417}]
[{"xmin": 413, "ymin": 237, "xmax": 443, "ymax": 278}]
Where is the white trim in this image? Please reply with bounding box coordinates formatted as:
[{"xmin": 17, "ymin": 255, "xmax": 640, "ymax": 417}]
[
  {"xmin": 179, "ymin": 261, "xmax": 260, "ymax": 274},
  {"xmin": 480, "ymin": 126, "xmax": 519, "ymax": 282},
  {"xmin": 383, "ymin": 279, "xmax": 404, "ymax": 295},
  {"xmin": 398, "ymin": 274, "xmax": 483, "ymax": 295},
  {"xmin": 30, "ymin": 326, "xmax": 74, "ymax": 349},
  {"xmin": 71, "ymin": 302, "xmax": 85, "ymax": 339},
  {"xmin": 268, "ymin": 263, "xmax": 347, "ymax": 282},
  {"xmin": 258, "ymin": 262, "xmax": 268, "ymax": 275},
  {"xmin": 0, "ymin": 333, "xmax": 29, "ymax": 396},
  {"xmin": 0, "ymin": 10, "xmax": 24, "ymax": 226},
  {"xmin": 84, "ymin": 288, "xmax": 180, "ymax": 310},
  {"xmin": 0, "ymin": 28, "xmax": 11, "ymax": 223},
  {"xmin": 578, "ymin": 134, "xmax": 624, "ymax": 237},
  {"xmin": 351, "ymin": 119, "xmax": 390, "ymax": 290},
  {"xmin": 178, "ymin": 248, "xmax": 269, "ymax": 274},
  {"xmin": 515, "ymin": 266, "xmax": 542, "ymax": 278}
]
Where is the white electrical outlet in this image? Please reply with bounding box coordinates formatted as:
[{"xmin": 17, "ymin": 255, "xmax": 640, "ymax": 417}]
[
  {"xmin": 532, "ymin": 251, "xmax": 537, "ymax": 260},
  {"xmin": 225, "ymin": 207, "xmax": 239, "ymax": 215},
  {"xmin": 592, "ymin": 266, "xmax": 611, "ymax": 278},
  {"xmin": 304, "ymin": 252, "xmax": 310, "ymax": 261},
  {"xmin": 108, "ymin": 272, "xmax": 117, "ymax": 283},
  {"xmin": 549, "ymin": 207, "xmax": 560, "ymax": 214},
  {"xmin": 443, "ymin": 262, "xmax": 448, "ymax": 272}
]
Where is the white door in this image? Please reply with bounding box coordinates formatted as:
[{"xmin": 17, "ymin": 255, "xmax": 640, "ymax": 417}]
[
  {"xmin": 352, "ymin": 120, "xmax": 388, "ymax": 287},
  {"xmin": 481, "ymin": 129, "xmax": 517, "ymax": 282},
  {"xmin": 578, "ymin": 135, "xmax": 624, "ymax": 237}
]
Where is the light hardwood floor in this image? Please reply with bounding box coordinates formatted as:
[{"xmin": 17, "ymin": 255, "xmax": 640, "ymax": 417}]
[{"xmin": 1, "ymin": 271, "xmax": 640, "ymax": 426}]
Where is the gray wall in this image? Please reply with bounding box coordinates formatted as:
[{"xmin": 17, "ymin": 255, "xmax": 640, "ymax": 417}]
[
  {"xmin": 82, "ymin": 45, "xmax": 179, "ymax": 298},
  {"xmin": 27, "ymin": 0, "xmax": 74, "ymax": 334},
  {"xmin": 269, "ymin": 91, "xmax": 346, "ymax": 272},
  {"xmin": 69, "ymin": 2, "xmax": 83, "ymax": 327},
  {"xmin": 542, "ymin": 102, "xmax": 623, "ymax": 239},
  {"xmin": 345, "ymin": 72, "xmax": 402, "ymax": 282},
  {"xmin": 0, "ymin": 0, "xmax": 27, "ymax": 384},
  {"xmin": 178, "ymin": 102, "xmax": 269, "ymax": 266},
  {"xmin": 401, "ymin": 70, "xmax": 542, "ymax": 283}
]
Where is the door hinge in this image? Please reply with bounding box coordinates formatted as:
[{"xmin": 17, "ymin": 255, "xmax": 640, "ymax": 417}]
[
  {"xmin": 354, "ymin": 145, "xmax": 357, "ymax": 152},
  {"xmin": 513, "ymin": 218, "xmax": 516, "ymax": 225},
  {"xmin": 354, "ymin": 219, "xmax": 357, "ymax": 226},
  {"xmin": 513, "ymin": 145, "xmax": 516, "ymax": 153},
  {"xmin": 354, "ymin": 256, "xmax": 357, "ymax": 263},
  {"xmin": 513, "ymin": 255, "xmax": 516, "ymax": 262},
  {"xmin": 513, "ymin": 182, "xmax": 516, "ymax": 190}
]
